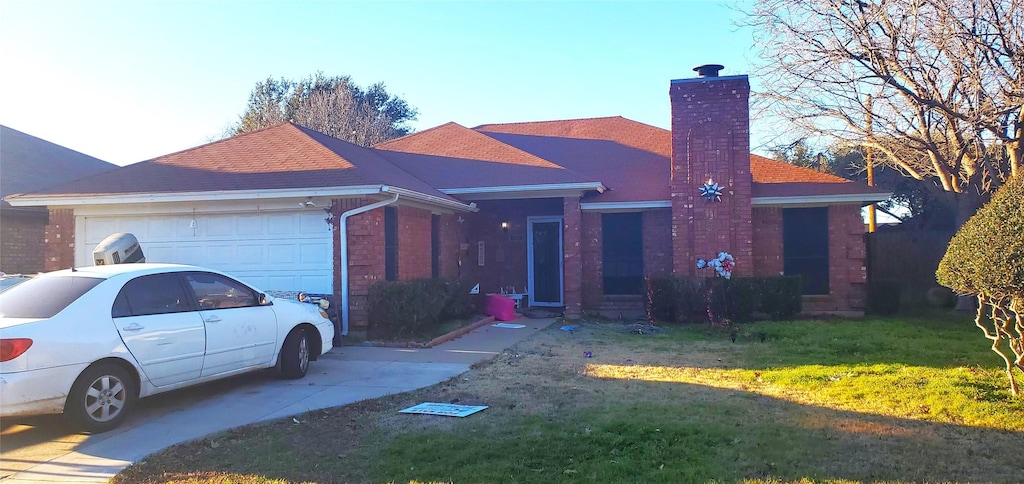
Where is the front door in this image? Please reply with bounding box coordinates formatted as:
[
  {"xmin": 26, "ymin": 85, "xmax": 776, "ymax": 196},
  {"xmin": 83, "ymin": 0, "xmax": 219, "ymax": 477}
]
[{"xmin": 527, "ymin": 217, "xmax": 563, "ymax": 307}]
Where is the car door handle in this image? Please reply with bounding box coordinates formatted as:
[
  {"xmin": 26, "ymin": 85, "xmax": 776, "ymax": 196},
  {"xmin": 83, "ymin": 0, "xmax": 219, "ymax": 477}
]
[
  {"xmin": 204, "ymin": 316, "xmax": 222, "ymax": 323},
  {"xmin": 122, "ymin": 323, "xmax": 144, "ymax": 332}
]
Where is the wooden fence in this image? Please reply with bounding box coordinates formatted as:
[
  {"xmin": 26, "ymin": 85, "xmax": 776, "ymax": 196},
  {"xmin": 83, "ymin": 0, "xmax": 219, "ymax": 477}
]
[{"xmin": 864, "ymin": 230, "xmax": 956, "ymax": 303}]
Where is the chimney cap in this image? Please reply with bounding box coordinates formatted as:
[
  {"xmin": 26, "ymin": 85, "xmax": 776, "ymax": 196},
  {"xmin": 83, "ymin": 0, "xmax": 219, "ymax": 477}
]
[{"xmin": 693, "ymin": 64, "xmax": 725, "ymax": 77}]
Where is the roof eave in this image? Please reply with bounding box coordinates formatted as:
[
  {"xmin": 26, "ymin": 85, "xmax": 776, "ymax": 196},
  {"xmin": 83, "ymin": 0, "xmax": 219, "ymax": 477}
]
[
  {"xmin": 751, "ymin": 192, "xmax": 892, "ymax": 207},
  {"xmin": 5, "ymin": 185, "xmax": 388, "ymax": 208},
  {"xmin": 580, "ymin": 201, "xmax": 672, "ymax": 211},
  {"xmin": 383, "ymin": 186, "xmax": 478, "ymax": 213},
  {"xmin": 441, "ymin": 182, "xmax": 606, "ymax": 201}
]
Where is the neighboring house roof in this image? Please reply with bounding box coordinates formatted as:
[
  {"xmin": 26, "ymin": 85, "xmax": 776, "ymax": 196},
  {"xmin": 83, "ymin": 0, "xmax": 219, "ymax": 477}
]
[
  {"xmin": 8, "ymin": 123, "xmax": 471, "ymax": 211},
  {"xmin": 0, "ymin": 125, "xmax": 117, "ymax": 209}
]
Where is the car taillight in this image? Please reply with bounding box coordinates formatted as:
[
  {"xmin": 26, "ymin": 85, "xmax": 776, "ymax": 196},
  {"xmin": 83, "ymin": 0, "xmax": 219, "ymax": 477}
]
[{"xmin": 0, "ymin": 338, "xmax": 33, "ymax": 362}]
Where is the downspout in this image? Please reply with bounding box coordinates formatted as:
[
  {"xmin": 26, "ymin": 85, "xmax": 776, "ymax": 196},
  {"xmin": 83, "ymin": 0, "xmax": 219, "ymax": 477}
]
[{"xmin": 339, "ymin": 190, "xmax": 400, "ymax": 336}]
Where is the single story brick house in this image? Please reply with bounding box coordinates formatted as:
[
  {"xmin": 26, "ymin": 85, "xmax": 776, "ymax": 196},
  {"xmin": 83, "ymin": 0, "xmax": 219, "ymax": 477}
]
[
  {"xmin": 6, "ymin": 66, "xmax": 889, "ymax": 336},
  {"xmin": 0, "ymin": 125, "xmax": 117, "ymax": 274}
]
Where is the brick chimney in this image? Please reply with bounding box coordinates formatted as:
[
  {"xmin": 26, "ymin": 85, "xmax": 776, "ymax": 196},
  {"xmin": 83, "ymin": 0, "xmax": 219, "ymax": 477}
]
[{"xmin": 669, "ymin": 64, "xmax": 753, "ymax": 276}]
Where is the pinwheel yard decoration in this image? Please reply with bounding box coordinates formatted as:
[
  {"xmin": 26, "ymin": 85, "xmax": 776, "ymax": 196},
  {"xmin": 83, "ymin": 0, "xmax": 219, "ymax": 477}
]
[{"xmin": 699, "ymin": 177, "xmax": 724, "ymax": 202}]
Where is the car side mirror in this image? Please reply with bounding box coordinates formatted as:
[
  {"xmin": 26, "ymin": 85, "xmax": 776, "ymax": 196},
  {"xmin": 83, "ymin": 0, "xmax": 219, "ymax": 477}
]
[{"xmin": 259, "ymin": 293, "xmax": 269, "ymax": 305}]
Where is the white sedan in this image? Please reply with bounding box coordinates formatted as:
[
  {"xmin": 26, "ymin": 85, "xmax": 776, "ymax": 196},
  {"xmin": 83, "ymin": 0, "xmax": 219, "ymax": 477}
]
[{"xmin": 0, "ymin": 263, "xmax": 335, "ymax": 433}]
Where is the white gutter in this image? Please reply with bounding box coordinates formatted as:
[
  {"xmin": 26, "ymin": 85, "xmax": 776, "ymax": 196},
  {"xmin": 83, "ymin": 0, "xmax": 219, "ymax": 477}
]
[
  {"xmin": 580, "ymin": 201, "xmax": 672, "ymax": 211},
  {"xmin": 338, "ymin": 192, "xmax": 400, "ymax": 336},
  {"xmin": 385, "ymin": 186, "xmax": 478, "ymax": 212},
  {"xmin": 5, "ymin": 185, "xmax": 385, "ymax": 207},
  {"xmin": 441, "ymin": 182, "xmax": 606, "ymax": 195},
  {"xmin": 751, "ymin": 192, "xmax": 892, "ymax": 206}
]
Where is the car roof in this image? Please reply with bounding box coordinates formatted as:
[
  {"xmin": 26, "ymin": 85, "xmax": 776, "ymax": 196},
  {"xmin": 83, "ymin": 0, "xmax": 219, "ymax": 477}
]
[{"xmin": 43, "ymin": 263, "xmax": 206, "ymax": 279}]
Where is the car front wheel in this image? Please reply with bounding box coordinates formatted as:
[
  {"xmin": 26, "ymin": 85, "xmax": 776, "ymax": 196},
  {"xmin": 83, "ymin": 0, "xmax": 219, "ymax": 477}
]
[
  {"xmin": 65, "ymin": 363, "xmax": 136, "ymax": 433},
  {"xmin": 279, "ymin": 328, "xmax": 309, "ymax": 379}
]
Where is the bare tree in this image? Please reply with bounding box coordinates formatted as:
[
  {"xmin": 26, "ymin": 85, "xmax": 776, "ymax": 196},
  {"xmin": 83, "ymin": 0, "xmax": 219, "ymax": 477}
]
[
  {"xmin": 746, "ymin": 0, "xmax": 1022, "ymax": 226},
  {"xmin": 229, "ymin": 73, "xmax": 417, "ymax": 146}
]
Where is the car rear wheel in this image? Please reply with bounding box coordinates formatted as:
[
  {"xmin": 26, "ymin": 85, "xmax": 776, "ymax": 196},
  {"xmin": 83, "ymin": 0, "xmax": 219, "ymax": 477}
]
[
  {"xmin": 65, "ymin": 363, "xmax": 136, "ymax": 433},
  {"xmin": 279, "ymin": 328, "xmax": 309, "ymax": 379}
]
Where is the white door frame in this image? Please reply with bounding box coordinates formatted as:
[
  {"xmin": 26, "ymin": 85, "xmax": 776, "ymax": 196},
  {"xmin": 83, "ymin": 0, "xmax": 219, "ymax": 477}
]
[{"xmin": 526, "ymin": 216, "xmax": 564, "ymax": 307}]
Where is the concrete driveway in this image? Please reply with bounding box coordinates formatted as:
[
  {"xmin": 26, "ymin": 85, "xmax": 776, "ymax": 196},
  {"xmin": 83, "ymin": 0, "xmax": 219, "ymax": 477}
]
[{"xmin": 0, "ymin": 318, "xmax": 555, "ymax": 483}]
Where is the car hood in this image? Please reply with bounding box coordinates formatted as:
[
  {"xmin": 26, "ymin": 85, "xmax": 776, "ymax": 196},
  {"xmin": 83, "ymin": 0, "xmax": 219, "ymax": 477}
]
[{"xmin": 271, "ymin": 298, "xmax": 332, "ymax": 322}]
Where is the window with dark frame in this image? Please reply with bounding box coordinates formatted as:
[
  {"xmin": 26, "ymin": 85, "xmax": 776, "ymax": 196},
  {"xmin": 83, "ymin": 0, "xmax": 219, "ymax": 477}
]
[
  {"xmin": 783, "ymin": 207, "xmax": 830, "ymax": 295},
  {"xmin": 602, "ymin": 212, "xmax": 644, "ymax": 295},
  {"xmin": 431, "ymin": 214, "xmax": 440, "ymax": 278},
  {"xmin": 385, "ymin": 206, "xmax": 398, "ymax": 281}
]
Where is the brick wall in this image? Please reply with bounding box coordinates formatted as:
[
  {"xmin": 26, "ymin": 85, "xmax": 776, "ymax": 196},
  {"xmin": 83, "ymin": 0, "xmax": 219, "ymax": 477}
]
[
  {"xmin": 331, "ymin": 198, "xmax": 385, "ymax": 336},
  {"xmin": 669, "ymin": 74, "xmax": 753, "ymax": 277},
  {"xmin": 397, "ymin": 205, "xmax": 432, "ymax": 280},
  {"xmin": 0, "ymin": 208, "xmax": 47, "ymax": 273},
  {"xmin": 563, "ymin": 196, "xmax": 582, "ymax": 318},
  {"xmin": 467, "ymin": 199, "xmax": 562, "ymax": 296},
  {"xmin": 642, "ymin": 209, "xmax": 673, "ymax": 278},
  {"xmin": 437, "ymin": 213, "xmax": 463, "ymax": 280},
  {"xmin": 44, "ymin": 208, "xmax": 75, "ymax": 272},
  {"xmin": 581, "ymin": 211, "xmax": 603, "ymax": 308},
  {"xmin": 751, "ymin": 207, "xmax": 784, "ymax": 276},
  {"xmin": 752, "ymin": 205, "xmax": 865, "ymax": 313}
]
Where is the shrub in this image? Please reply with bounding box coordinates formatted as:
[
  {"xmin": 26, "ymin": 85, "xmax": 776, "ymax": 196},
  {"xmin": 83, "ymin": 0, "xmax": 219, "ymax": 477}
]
[
  {"xmin": 368, "ymin": 278, "xmax": 474, "ymax": 340},
  {"xmin": 646, "ymin": 275, "xmax": 802, "ymax": 324},
  {"xmin": 936, "ymin": 175, "xmax": 1024, "ymax": 397},
  {"xmin": 867, "ymin": 279, "xmax": 902, "ymax": 315},
  {"xmin": 755, "ymin": 276, "xmax": 802, "ymax": 319}
]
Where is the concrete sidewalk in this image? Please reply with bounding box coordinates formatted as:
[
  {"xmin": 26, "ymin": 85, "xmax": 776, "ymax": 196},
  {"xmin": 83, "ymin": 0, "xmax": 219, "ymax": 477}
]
[{"xmin": 0, "ymin": 317, "xmax": 556, "ymax": 483}]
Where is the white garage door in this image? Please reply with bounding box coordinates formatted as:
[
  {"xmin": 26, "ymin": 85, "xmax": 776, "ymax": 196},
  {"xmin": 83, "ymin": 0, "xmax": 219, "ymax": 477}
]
[{"xmin": 80, "ymin": 211, "xmax": 333, "ymax": 293}]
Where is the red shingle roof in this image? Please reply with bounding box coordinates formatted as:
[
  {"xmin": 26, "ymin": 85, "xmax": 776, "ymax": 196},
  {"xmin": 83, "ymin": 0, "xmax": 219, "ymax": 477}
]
[
  {"xmin": 474, "ymin": 118, "xmax": 670, "ymax": 203},
  {"xmin": 374, "ymin": 122, "xmax": 599, "ymax": 190},
  {"xmin": 16, "ymin": 118, "xmax": 887, "ymax": 206},
  {"xmin": 23, "ymin": 123, "xmax": 455, "ymax": 202}
]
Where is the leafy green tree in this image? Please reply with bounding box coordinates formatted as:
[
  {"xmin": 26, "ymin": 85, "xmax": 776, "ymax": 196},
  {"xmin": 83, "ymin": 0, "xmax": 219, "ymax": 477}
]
[
  {"xmin": 937, "ymin": 175, "xmax": 1024, "ymax": 396},
  {"xmin": 229, "ymin": 73, "xmax": 417, "ymax": 146}
]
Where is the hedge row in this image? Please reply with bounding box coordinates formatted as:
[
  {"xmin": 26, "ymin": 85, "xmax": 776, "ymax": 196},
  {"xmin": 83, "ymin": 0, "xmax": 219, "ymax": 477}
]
[
  {"xmin": 367, "ymin": 278, "xmax": 475, "ymax": 340},
  {"xmin": 647, "ymin": 276, "xmax": 802, "ymax": 324}
]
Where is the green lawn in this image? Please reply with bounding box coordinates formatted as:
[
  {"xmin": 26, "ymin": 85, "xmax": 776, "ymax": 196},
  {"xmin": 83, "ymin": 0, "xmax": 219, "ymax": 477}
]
[{"xmin": 114, "ymin": 312, "xmax": 1023, "ymax": 483}]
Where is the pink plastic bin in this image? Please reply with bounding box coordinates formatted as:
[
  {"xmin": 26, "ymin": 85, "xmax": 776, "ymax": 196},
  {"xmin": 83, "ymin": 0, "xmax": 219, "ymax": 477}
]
[{"xmin": 485, "ymin": 294, "xmax": 517, "ymax": 321}]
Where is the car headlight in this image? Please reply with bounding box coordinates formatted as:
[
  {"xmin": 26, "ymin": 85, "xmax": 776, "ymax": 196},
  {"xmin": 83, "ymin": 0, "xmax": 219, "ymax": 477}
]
[{"xmin": 318, "ymin": 298, "xmax": 330, "ymax": 310}]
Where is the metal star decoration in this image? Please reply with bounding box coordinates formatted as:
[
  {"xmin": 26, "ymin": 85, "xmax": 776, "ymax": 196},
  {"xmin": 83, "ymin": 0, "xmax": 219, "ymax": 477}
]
[{"xmin": 699, "ymin": 177, "xmax": 724, "ymax": 202}]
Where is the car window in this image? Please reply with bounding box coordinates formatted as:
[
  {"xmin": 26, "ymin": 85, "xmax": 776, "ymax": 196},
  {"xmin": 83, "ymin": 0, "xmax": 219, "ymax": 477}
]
[
  {"xmin": 0, "ymin": 276, "xmax": 104, "ymax": 318},
  {"xmin": 184, "ymin": 272, "xmax": 257, "ymax": 310},
  {"xmin": 113, "ymin": 273, "xmax": 194, "ymax": 318}
]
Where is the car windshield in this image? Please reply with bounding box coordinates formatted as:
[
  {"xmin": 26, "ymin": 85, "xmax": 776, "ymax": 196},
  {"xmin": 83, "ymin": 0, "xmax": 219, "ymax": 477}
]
[{"xmin": 0, "ymin": 276, "xmax": 105, "ymax": 318}]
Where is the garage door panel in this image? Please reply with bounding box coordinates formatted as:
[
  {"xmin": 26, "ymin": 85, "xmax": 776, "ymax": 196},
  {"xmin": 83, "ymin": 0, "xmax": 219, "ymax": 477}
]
[
  {"xmin": 205, "ymin": 245, "xmax": 236, "ymax": 265},
  {"xmin": 267, "ymin": 214, "xmax": 295, "ymax": 234},
  {"xmin": 81, "ymin": 210, "xmax": 332, "ymax": 293},
  {"xmin": 267, "ymin": 244, "xmax": 296, "ymax": 264},
  {"xmin": 149, "ymin": 218, "xmax": 176, "ymax": 238},
  {"xmin": 236, "ymin": 245, "xmax": 264, "ymax": 265},
  {"xmin": 206, "ymin": 218, "xmax": 234, "ymax": 236},
  {"xmin": 299, "ymin": 243, "xmax": 329, "ymax": 264},
  {"xmin": 237, "ymin": 216, "xmax": 263, "ymax": 235}
]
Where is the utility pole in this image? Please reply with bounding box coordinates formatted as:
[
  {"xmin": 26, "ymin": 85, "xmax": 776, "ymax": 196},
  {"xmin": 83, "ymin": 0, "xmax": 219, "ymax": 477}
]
[{"xmin": 866, "ymin": 94, "xmax": 877, "ymax": 233}]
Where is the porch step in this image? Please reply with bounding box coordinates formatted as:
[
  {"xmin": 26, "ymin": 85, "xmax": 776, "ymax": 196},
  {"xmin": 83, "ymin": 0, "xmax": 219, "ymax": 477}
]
[{"xmin": 592, "ymin": 295, "xmax": 646, "ymax": 320}]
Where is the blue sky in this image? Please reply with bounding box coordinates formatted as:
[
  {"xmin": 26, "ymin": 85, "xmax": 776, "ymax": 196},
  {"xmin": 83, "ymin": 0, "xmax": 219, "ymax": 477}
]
[{"xmin": 1, "ymin": 0, "xmax": 762, "ymax": 166}]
